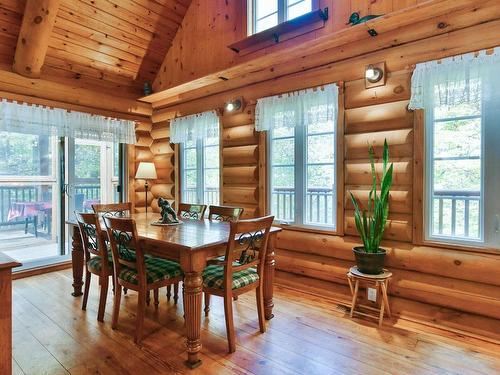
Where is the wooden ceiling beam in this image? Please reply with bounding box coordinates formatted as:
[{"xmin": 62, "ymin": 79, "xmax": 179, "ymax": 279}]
[
  {"xmin": 144, "ymin": 0, "xmax": 496, "ymax": 107},
  {"xmin": 0, "ymin": 68, "xmax": 151, "ymax": 117},
  {"xmin": 151, "ymin": 18, "xmax": 500, "ymax": 122},
  {"xmin": 13, "ymin": 0, "xmax": 61, "ymax": 78}
]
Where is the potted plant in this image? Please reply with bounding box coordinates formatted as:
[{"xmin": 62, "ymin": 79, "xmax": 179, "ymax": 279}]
[{"xmin": 349, "ymin": 140, "xmax": 393, "ymax": 274}]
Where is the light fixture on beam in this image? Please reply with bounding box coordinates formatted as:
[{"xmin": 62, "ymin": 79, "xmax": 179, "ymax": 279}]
[
  {"xmin": 225, "ymin": 97, "xmax": 243, "ymax": 113},
  {"xmin": 365, "ymin": 62, "xmax": 386, "ymax": 89}
]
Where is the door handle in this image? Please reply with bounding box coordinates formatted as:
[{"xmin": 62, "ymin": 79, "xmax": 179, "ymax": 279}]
[{"xmin": 495, "ymin": 214, "xmax": 499, "ymax": 233}]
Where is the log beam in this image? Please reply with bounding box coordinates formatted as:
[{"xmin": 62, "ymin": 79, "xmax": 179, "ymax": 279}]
[{"xmin": 13, "ymin": 0, "xmax": 61, "ymax": 78}]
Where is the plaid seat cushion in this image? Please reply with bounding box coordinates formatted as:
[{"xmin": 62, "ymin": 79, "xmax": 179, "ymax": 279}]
[
  {"xmin": 87, "ymin": 253, "xmax": 113, "ymax": 273},
  {"xmin": 202, "ymin": 265, "xmax": 259, "ymax": 290},
  {"xmin": 118, "ymin": 257, "xmax": 183, "ymax": 285}
]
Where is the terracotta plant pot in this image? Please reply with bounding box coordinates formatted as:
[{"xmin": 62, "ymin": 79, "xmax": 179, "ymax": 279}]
[{"xmin": 353, "ymin": 246, "xmax": 387, "ymax": 275}]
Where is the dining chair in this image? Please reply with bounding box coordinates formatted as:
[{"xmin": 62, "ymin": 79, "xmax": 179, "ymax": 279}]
[
  {"xmin": 92, "ymin": 202, "xmax": 137, "ymax": 297},
  {"xmin": 208, "ymin": 205, "xmax": 244, "ymax": 222},
  {"xmin": 92, "ymin": 202, "xmax": 132, "ymax": 217},
  {"xmin": 104, "ymin": 216, "xmax": 184, "ymax": 343},
  {"xmin": 76, "ymin": 212, "xmax": 113, "ymax": 322},
  {"xmin": 178, "ymin": 203, "xmax": 207, "ymax": 220},
  {"xmin": 202, "ymin": 215, "xmax": 274, "ymax": 353}
]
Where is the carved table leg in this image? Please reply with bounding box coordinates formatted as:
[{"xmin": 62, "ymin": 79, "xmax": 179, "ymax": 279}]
[
  {"xmin": 183, "ymin": 271, "xmax": 203, "ymax": 368},
  {"xmin": 264, "ymin": 233, "xmax": 276, "ymax": 320},
  {"xmin": 71, "ymin": 225, "xmax": 84, "ymax": 297}
]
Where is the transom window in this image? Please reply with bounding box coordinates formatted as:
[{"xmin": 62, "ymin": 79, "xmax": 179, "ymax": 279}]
[
  {"xmin": 180, "ymin": 132, "xmax": 220, "ymax": 206},
  {"xmin": 249, "ymin": 0, "xmax": 314, "ymax": 34}
]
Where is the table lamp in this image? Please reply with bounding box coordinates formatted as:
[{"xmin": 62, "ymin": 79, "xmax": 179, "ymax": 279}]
[{"xmin": 135, "ymin": 162, "xmax": 157, "ymax": 215}]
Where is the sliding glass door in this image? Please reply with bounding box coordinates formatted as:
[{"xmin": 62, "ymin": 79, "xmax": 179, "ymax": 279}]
[
  {"xmin": 0, "ymin": 132, "xmax": 62, "ymax": 267},
  {"xmin": 64, "ymin": 139, "xmax": 121, "ymax": 252},
  {"xmin": 0, "ymin": 131, "xmax": 123, "ymax": 270}
]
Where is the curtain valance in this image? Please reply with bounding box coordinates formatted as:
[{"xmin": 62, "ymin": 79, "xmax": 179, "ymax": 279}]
[
  {"xmin": 409, "ymin": 48, "xmax": 500, "ymax": 110},
  {"xmin": 0, "ymin": 99, "xmax": 137, "ymax": 144},
  {"xmin": 170, "ymin": 110, "xmax": 219, "ymax": 144},
  {"xmin": 255, "ymin": 84, "xmax": 338, "ymax": 132}
]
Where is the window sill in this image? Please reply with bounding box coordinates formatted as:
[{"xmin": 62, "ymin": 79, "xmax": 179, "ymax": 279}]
[
  {"xmin": 275, "ymin": 223, "xmax": 341, "ymax": 236},
  {"xmin": 417, "ymin": 238, "xmax": 499, "ymax": 255},
  {"xmin": 229, "ymin": 8, "xmax": 329, "ymax": 56}
]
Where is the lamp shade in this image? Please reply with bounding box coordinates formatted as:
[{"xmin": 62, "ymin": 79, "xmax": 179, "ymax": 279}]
[{"xmin": 135, "ymin": 162, "xmax": 157, "ymax": 180}]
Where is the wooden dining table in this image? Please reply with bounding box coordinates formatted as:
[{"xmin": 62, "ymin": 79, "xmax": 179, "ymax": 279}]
[{"xmin": 67, "ymin": 212, "xmax": 281, "ymax": 368}]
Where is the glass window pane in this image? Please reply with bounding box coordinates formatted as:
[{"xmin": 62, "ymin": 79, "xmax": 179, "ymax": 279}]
[
  {"xmin": 434, "ymin": 119, "xmax": 481, "ymax": 159},
  {"xmin": 204, "ymin": 145, "xmax": 219, "ymax": 169},
  {"xmin": 256, "ymin": 13, "xmax": 278, "ymax": 32},
  {"xmin": 433, "ymin": 159, "xmax": 481, "ymax": 192},
  {"xmin": 287, "ymin": 0, "xmax": 311, "ymax": 20},
  {"xmin": 434, "ymin": 79, "xmax": 481, "ymax": 119},
  {"xmin": 75, "ymin": 141, "xmax": 101, "ymax": 206},
  {"xmin": 0, "ymin": 132, "xmax": 54, "ymax": 176},
  {"xmin": 271, "ymin": 164, "xmax": 295, "ymax": 223},
  {"xmin": 307, "ymin": 134, "xmax": 334, "ymax": 164},
  {"xmin": 256, "ymin": 0, "xmax": 278, "ymax": 18},
  {"xmin": 185, "ymin": 148, "xmax": 197, "ymax": 169},
  {"xmin": 273, "ymin": 125, "xmax": 294, "ymax": 138},
  {"xmin": 272, "ymin": 138, "xmax": 294, "ymax": 165},
  {"xmin": 308, "ymin": 118, "xmax": 335, "ymax": 134}
]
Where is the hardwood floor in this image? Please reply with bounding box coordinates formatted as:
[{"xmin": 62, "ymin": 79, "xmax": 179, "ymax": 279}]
[{"xmin": 11, "ymin": 269, "xmax": 500, "ymax": 375}]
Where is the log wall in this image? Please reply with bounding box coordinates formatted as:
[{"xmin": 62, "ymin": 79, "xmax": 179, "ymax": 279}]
[
  {"xmin": 220, "ymin": 104, "xmax": 264, "ymax": 218},
  {"xmin": 128, "ymin": 121, "xmax": 176, "ymax": 213},
  {"xmin": 144, "ymin": 70, "xmax": 500, "ymax": 341}
]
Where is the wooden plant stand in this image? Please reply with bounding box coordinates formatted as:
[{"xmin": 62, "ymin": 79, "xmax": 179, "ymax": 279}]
[{"xmin": 347, "ymin": 266, "xmax": 392, "ymax": 326}]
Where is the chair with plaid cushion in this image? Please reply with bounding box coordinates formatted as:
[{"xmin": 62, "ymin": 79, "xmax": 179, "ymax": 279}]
[
  {"xmin": 203, "ymin": 215, "xmax": 274, "ymax": 353},
  {"xmin": 93, "ymin": 201, "xmax": 171, "ymax": 302},
  {"xmin": 92, "ymin": 202, "xmax": 132, "ymax": 217},
  {"xmin": 104, "ymin": 216, "xmax": 184, "ymax": 343},
  {"xmin": 208, "ymin": 205, "xmax": 244, "ymax": 222},
  {"xmin": 76, "ymin": 212, "xmax": 113, "ymax": 322},
  {"xmin": 177, "ymin": 203, "xmax": 207, "ymax": 220}
]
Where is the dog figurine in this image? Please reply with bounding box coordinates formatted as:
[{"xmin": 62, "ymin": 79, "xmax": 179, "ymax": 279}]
[{"xmin": 158, "ymin": 198, "xmax": 179, "ymax": 224}]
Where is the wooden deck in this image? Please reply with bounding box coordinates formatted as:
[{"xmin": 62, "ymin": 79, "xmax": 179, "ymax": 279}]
[
  {"xmin": 0, "ymin": 229, "xmax": 59, "ymax": 264},
  {"xmin": 12, "ymin": 269, "xmax": 500, "ymax": 375}
]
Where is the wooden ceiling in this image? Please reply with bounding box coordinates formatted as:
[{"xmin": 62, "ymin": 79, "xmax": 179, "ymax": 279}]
[{"xmin": 0, "ymin": 0, "xmax": 191, "ymax": 99}]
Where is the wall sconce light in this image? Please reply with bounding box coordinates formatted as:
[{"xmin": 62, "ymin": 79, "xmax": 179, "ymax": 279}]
[
  {"xmin": 365, "ymin": 62, "xmax": 386, "ymax": 89},
  {"xmin": 225, "ymin": 97, "xmax": 243, "ymax": 113}
]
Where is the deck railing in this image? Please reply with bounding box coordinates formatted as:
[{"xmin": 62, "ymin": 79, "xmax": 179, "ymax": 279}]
[
  {"xmin": 182, "ymin": 187, "xmax": 220, "ymax": 206},
  {"xmin": 432, "ymin": 190, "xmax": 480, "ymax": 239},
  {"xmin": 272, "ymin": 187, "xmax": 335, "ymax": 225},
  {"xmin": 0, "ymin": 184, "xmax": 100, "ymax": 227}
]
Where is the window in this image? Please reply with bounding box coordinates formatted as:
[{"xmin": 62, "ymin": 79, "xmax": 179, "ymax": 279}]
[
  {"xmin": 249, "ymin": 0, "xmax": 314, "ymax": 34},
  {"xmin": 180, "ymin": 130, "xmax": 220, "ymax": 206},
  {"xmin": 410, "ymin": 49, "xmax": 500, "ymax": 248},
  {"xmin": 256, "ymin": 84, "xmax": 339, "ymax": 230}
]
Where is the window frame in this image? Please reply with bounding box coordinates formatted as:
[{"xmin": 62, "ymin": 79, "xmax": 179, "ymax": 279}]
[
  {"xmin": 248, "ymin": 0, "xmax": 318, "ymax": 35},
  {"xmin": 266, "ymin": 94, "xmax": 343, "ymax": 233},
  {"xmin": 179, "ymin": 130, "xmax": 221, "ymax": 207},
  {"xmin": 420, "ymin": 79, "xmax": 500, "ymax": 251}
]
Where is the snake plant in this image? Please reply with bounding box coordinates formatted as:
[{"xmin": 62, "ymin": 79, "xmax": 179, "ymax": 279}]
[{"xmin": 350, "ymin": 140, "xmax": 393, "ymax": 253}]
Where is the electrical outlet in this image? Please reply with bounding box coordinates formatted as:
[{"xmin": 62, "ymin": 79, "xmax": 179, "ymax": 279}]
[{"xmin": 367, "ymin": 288, "xmax": 377, "ymax": 302}]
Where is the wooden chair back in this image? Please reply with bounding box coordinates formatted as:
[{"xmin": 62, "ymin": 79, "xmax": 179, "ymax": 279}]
[
  {"xmin": 103, "ymin": 216, "xmax": 147, "ymax": 286},
  {"xmin": 222, "ymin": 215, "xmax": 274, "ymax": 291},
  {"xmin": 75, "ymin": 212, "xmax": 109, "ymax": 273},
  {"xmin": 208, "ymin": 205, "xmax": 244, "ymax": 222},
  {"xmin": 92, "ymin": 202, "xmax": 132, "ymax": 217},
  {"xmin": 178, "ymin": 203, "xmax": 207, "ymax": 220}
]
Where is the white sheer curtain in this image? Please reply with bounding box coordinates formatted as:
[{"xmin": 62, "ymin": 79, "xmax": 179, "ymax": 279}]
[
  {"xmin": 255, "ymin": 83, "xmax": 338, "ymax": 132},
  {"xmin": 170, "ymin": 110, "xmax": 219, "ymax": 144},
  {"xmin": 409, "ymin": 48, "xmax": 500, "ymax": 110},
  {"xmin": 0, "ymin": 99, "xmax": 137, "ymax": 144}
]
